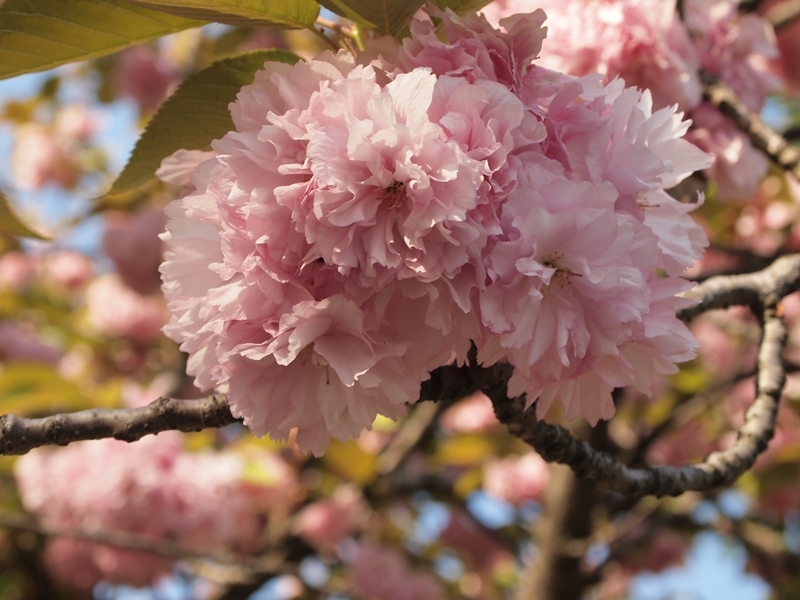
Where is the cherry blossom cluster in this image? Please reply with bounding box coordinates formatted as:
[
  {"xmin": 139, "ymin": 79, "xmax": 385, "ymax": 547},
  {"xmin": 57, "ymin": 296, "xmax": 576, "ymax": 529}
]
[
  {"xmin": 159, "ymin": 9, "xmax": 711, "ymax": 455},
  {"xmin": 482, "ymin": 0, "xmax": 778, "ymax": 200},
  {"xmin": 14, "ymin": 433, "xmax": 299, "ymax": 590},
  {"xmin": 11, "ymin": 104, "xmax": 96, "ymax": 191}
]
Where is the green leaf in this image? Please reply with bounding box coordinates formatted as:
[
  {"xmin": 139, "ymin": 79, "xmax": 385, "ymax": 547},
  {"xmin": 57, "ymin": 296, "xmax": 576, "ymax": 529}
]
[
  {"xmin": 319, "ymin": 0, "xmax": 426, "ymax": 36},
  {"xmin": 0, "ymin": 193, "xmax": 47, "ymax": 239},
  {"xmin": 0, "ymin": 0, "xmax": 201, "ymax": 81},
  {"xmin": 105, "ymin": 49, "xmax": 301, "ymax": 196},
  {"xmin": 429, "ymin": 0, "xmax": 494, "ymax": 15},
  {"xmin": 125, "ymin": 0, "xmax": 319, "ymax": 28}
]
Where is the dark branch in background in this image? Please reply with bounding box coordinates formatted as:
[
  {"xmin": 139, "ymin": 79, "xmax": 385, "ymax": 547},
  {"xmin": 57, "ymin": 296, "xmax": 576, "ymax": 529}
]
[
  {"xmin": 0, "ymin": 511, "xmax": 294, "ymax": 584},
  {"xmin": 738, "ymin": 0, "xmax": 767, "ymax": 12},
  {"xmin": 1, "ymin": 256, "xmax": 800, "ymax": 497},
  {"xmin": 701, "ymin": 72, "xmax": 800, "ymax": 180},
  {"xmin": 677, "ymin": 252, "xmax": 800, "ymax": 319}
]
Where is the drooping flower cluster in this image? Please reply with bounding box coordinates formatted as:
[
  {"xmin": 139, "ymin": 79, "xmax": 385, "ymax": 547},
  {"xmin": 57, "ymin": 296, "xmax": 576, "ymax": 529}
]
[
  {"xmin": 14, "ymin": 433, "xmax": 299, "ymax": 590},
  {"xmin": 481, "ymin": 0, "xmax": 777, "ymax": 200},
  {"xmin": 159, "ymin": 9, "xmax": 710, "ymax": 455}
]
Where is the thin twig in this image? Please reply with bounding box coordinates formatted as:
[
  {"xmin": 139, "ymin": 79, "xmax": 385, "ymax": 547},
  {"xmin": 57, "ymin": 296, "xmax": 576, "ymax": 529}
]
[
  {"xmin": 0, "ymin": 393, "xmax": 238, "ymax": 455},
  {"xmin": 764, "ymin": 0, "xmax": 800, "ymax": 31},
  {"xmin": 376, "ymin": 401, "xmax": 442, "ymax": 475},
  {"xmin": 701, "ymin": 72, "xmax": 800, "ymax": 181},
  {"xmin": 0, "ymin": 511, "xmax": 294, "ymax": 584}
]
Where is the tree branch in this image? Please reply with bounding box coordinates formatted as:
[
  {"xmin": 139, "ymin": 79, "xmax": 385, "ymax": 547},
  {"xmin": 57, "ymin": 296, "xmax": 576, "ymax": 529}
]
[
  {"xmin": 678, "ymin": 253, "xmax": 800, "ymax": 319},
  {"xmin": 487, "ymin": 306, "xmax": 787, "ymax": 497},
  {"xmin": 0, "ymin": 393, "xmax": 238, "ymax": 455},
  {"xmin": 2, "ymin": 255, "xmax": 799, "ymax": 497},
  {"xmin": 700, "ymin": 72, "xmax": 800, "ymax": 181}
]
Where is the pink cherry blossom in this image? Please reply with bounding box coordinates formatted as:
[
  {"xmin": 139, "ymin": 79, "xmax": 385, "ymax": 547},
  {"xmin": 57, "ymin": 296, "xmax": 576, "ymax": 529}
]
[
  {"xmin": 481, "ymin": 0, "xmax": 775, "ymax": 200},
  {"xmin": 294, "ymin": 485, "xmax": 369, "ymax": 552},
  {"xmin": 103, "ymin": 208, "xmax": 166, "ymax": 295},
  {"xmin": 42, "ymin": 250, "xmax": 94, "ymax": 290},
  {"xmin": 483, "ymin": 452, "xmax": 549, "ymax": 505},
  {"xmin": 440, "ymin": 392, "xmax": 501, "ymax": 434},
  {"xmin": 159, "ymin": 9, "xmax": 710, "ymax": 451},
  {"xmin": 15, "ymin": 433, "xmax": 300, "ymax": 589},
  {"xmin": 439, "ymin": 509, "xmax": 514, "ymax": 572},
  {"xmin": 113, "ymin": 45, "xmax": 176, "ymax": 113},
  {"xmin": 85, "ymin": 274, "xmax": 167, "ymax": 342},
  {"xmin": 686, "ymin": 103, "xmax": 771, "ymax": 200},
  {"xmin": 0, "ymin": 251, "xmax": 36, "ymax": 291},
  {"xmin": 684, "ymin": 0, "xmax": 778, "ymax": 111},
  {"xmin": 348, "ymin": 542, "xmax": 446, "ymax": 600},
  {"xmin": 11, "ymin": 124, "xmax": 78, "ymax": 190},
  {"xmin": 53, "ymin": 104, "xmax": 96, "ymax": 141},
  {"xmin": 0, "ymin": 321, "xmax": 61, "ymax": 364},
  {"xmin": 482, "ymin": 0, "xmax": 702, "ymax": 111}
]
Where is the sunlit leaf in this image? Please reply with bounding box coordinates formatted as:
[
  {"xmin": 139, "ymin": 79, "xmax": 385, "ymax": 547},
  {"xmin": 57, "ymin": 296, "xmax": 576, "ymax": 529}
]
[
  {"xmin": 104, "ymin": 49, "xmax": 300, "ymax": 196},
  {"xmin": 0, "ymin": 0, "xmax": 201, "ymax": 81},
  {"xmin": 125, "ymin": 0, "xmax": 319, "ymax": 28},
  {"xmin": 319, "ymin": 0, "xmax": 425, "ymax": 36},
  {"xmin": 243, "ymin": 457, "xmax": 286, "ymax": 486},
  {"xmin": 0, "ymin": 193, "xmax": 47, "ymax": 239},
  {"xmin": 671, "ymin": 365, "xmax": 710, "ymax": 395},
  {"xmin": 436, "ymin": 434, "xmax": 494, "ymax": 466},
  {"xmin": 0, "ymin": 364, "xmax": 92, "ymax": 415},
  {"xmin": 324, "ymin": 439, "xmax": 378, "ymax": 484},
  {"xmin": 454, "ymin": 467, "xmax": 483, "ymax": 498}
]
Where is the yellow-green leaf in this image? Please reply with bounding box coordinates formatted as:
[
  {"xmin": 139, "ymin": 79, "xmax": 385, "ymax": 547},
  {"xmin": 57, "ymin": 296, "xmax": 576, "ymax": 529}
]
[
  {"xmin": 0, "ymin": 193, "xmax": 47, "ymax": 239},
  {"xmin": 0, "ymin": 364, "xmax": 93, "ymax": 416},
  {"xmin": 324, "ymin": 439, "xmax": 378, "ymax": 484},
  {"xmin": 125, "ymin": 0, "xmax": 319, "ymax": 28},
  {"xmin": 319, "ymin": 0, "xmax": 425, "ymax": 37},
  {"xmin": 454, "ymin": 467, "xmax": 483, "ymax": 498},
  {"xmin": 105, "ymin": 49, "xmax": 300, "ymax": 196},
  {"xmin": 0, "ymin": 0, "xmax": 201, "ymax": 81},
  {"xmin": 436, "ymin": 434, "xmax": 494, "ymax": 466}
]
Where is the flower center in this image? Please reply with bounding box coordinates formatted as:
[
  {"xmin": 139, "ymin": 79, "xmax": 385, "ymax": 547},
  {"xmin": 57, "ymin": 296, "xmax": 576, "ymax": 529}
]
[
  {"xmin": 378, "ymin": 180, "xmax": 406, "ymax": 209},
  {"xmin": 541, "ymin": 253, "xmax": 580, "ymax": 291}
]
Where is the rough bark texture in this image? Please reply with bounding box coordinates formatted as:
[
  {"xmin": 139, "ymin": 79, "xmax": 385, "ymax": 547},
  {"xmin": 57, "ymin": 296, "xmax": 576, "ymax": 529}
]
[{"xmin": 1, "ymin": 255, "xmax": 799, "ymax": 498}]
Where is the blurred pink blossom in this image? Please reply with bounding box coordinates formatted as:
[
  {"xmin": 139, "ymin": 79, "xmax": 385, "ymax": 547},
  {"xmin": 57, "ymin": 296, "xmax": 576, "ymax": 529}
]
[
  {"xmin": 53, "ymin": 104, "xmax": 96, "ymax": 141},
  {"xmin": 44, "ymin": 537, "xmax": 173, "ymax": 591},
  {"xmin": 482, "ymin": 0, "xmax": 775, "ymax": 199},
  {"xmin": 15, "ymin": 433, "xmax": 300, "ymax": 589},
  {"xmin": 85, "ymin": 274, "xmax": 166, "ymax": 342},
  {"xmin": 294, "ymin": 485, "xmax": 370, "ymax": 552},
  {"xmin": 482, "ymin": 452, "xmax": 549, "ymax": 505},
  {"xmin": 349, "ymin": 542, "xmax": 446, "ymax": 600},
  {"xmin": 0, "ymin": 251, "xmax": 36, "ymax": 291},
  {"xmin": 440, "ymin": 392, "xmax": 501, "ymax": 434},
  {"xmin": 647, "ymin": 419, "xmax": 721, "ymax": 466},
  {"xmin": 103, "ymin": 208, "xmax": 166, "ymax": 295},
  {"xmin": 0, "ymin": 322, "xmax": 61, "ymax": 364},
  {"xmin": 113, "ymin": 45, "xmax": 177, "ymax": 113},
  {"xmin": 42, "ymin": 250, "xmax": 94, "ymax": 290},
  {"xmin": 481, "ymin": 0, "xmax": 702, "ymax": 110},
  {"xmin": 11, "ymin": 124, "xmax": 79, "ymax": 190},
  {"xmin": 439, "ymin": 509, "xmax": 513, "ymax": 572},
  {"xmin": 687, "ymin": 104, "xmax": 770, "ymax": 200}
]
